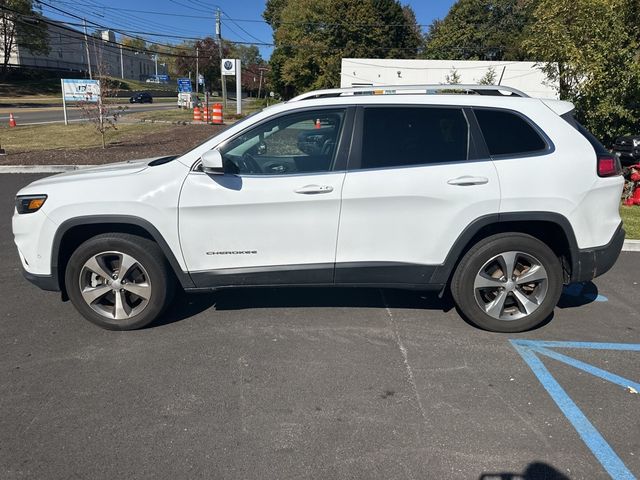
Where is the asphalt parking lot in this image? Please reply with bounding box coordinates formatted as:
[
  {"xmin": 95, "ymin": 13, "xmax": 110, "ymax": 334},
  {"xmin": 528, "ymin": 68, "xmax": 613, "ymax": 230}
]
[{"xmin": 1, "ymin": 174, "xmax": 638, "ymax": 480}]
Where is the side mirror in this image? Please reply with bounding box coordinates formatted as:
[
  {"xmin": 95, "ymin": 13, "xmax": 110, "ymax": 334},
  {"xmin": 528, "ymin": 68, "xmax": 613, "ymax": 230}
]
[{"xmin": 201, "ymin": 149, "xmax": 224, "ymax": 174}]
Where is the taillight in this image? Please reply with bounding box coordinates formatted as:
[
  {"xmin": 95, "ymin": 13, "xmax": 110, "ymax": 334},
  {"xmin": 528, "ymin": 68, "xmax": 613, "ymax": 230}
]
[{"xmin": 597, "ymin": 155, "xmax": 622, "ymax": 177}]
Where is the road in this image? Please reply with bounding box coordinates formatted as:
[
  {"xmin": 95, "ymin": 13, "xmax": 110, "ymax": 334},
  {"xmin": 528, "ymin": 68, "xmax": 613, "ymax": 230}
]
[
  {"xmin": 0, "ymin": 103, "xmax": 174, "ymax": 125},
  {"xmin": 1, "ymin": 173, "xmax": 639, "ymax": 480}
]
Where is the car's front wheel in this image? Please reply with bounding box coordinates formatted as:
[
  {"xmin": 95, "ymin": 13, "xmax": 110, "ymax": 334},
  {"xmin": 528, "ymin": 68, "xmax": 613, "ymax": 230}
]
[
  {"xmin": 451, "ymin": 233, "xmax": 563, "ymax": 332},
  {"xmin": 65, "ymin": 233, "xmax": 175, "ymax": 330}
]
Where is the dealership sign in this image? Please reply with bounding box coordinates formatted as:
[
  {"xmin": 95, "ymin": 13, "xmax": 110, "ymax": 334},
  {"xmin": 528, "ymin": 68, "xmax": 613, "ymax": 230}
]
[
  {"xmin": 221, "ymin": 59, "xmax": 236, "ymax": 76},
  {"xmin": 61, "ymin": 79, "xmax": 100, "ymax": 102}
]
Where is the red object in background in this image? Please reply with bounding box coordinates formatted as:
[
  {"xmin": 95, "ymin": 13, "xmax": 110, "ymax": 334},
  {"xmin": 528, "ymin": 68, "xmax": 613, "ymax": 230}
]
[
  {"xmin": 315, "ymin": 119, "xmax": 321, "ymax": 129},
  {"xmin": 624, "ymin": 185, "xmax": 640, "ymax": 206},
  {"xmin": 9, "ymin": 113, "xmax": 16, "ymax": 127}
]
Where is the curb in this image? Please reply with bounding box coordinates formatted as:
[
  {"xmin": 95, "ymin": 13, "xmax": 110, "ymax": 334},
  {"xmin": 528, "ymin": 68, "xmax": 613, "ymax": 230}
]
[{"xmin": 623, "ymin": 240, "xmax": 640, "ymax": 252}]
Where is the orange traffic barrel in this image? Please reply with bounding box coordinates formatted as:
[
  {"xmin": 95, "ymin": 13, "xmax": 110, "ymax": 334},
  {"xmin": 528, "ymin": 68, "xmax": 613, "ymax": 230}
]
[
  {"xmin": 193, "ymin": 106, "xmax": 202, "ymax": 122},
  {"xmin": 202, "ymin": 106, "xmax": 209, "ymax": 123},
  {"xmin": 211, "ymin": 103, "xmax": 223, "ymax": 124}
]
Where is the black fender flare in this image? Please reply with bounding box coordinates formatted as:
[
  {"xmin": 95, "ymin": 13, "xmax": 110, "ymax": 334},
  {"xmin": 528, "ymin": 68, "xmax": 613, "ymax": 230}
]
[
  {"xmin": 51, "ymin": 215, "xmax": 195, "ymax": 290},
  {"xmin": 430, "ymin": 212, "xmax": 579, "ymax": 284}
]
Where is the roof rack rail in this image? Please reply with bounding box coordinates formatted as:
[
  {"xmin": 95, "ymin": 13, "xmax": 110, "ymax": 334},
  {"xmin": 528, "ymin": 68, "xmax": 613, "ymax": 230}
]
[{"xmin": 289, "ymin": 84, "xmax": 529, "ymax": 102}]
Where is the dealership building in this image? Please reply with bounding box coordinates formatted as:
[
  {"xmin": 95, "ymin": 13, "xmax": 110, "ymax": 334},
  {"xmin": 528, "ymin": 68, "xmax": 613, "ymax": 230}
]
[
  {"xmin": 340, "ymin": 58, "xmax": 559, "ymax": 98},
  {"xmin": 5, "ymin": 18, "xmax": 165, "ymax": 81}
]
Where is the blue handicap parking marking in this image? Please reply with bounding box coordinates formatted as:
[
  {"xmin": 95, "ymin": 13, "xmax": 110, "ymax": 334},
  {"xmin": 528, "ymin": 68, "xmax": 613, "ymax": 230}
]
[{"xmin": 511, "ymin": 340, "xmax": 639, "ymax": 480}]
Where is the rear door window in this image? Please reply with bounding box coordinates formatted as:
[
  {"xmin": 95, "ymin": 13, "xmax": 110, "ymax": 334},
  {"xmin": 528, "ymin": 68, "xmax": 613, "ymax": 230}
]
[
  {"xmin": 360, "ymin": 107, "xmax": 469, "ymax": 169},
  {"xmin": 474, "ymin": 108, "xmax": 547, "ymax": 156}
]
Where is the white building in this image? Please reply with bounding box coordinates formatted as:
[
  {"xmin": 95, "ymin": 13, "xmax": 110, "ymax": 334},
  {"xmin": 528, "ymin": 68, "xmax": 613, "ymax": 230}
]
[
  {"xmin": 340, "ymin": 58, "xmax": 558, "ymax": 99},
  {"xmin": 6, "ymin": 19, "xmax": 164, "ymax": 81}
]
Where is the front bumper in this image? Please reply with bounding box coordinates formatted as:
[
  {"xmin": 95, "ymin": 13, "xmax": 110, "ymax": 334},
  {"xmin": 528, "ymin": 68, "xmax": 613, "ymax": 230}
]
[
  {"xmin": 22, "ymin": 266, "xmax": 60, "ymax": 292},
  {"xmin": 571, "ymin": 222, "xmax": 625, "ymax": 282}
]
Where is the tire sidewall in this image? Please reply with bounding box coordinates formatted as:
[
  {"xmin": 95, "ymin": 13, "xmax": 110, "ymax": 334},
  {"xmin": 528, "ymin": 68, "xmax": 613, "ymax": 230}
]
[
  {"xmin": 65, "ymin": 236, "xmax": 169, "ymax": 330},
  {"xmin": 453, "ymin": 234, "xmax": 563, "ymax": 333}
]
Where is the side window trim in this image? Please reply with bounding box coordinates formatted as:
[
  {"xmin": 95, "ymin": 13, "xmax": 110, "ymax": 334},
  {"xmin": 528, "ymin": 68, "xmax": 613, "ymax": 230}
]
[
  {"xmin": 195, "ymin": 105, "xmax": 355, "ymax": 175},
  {"xmin": 470, "ymin": 107, "xmax": 555, "ymax": 160}
]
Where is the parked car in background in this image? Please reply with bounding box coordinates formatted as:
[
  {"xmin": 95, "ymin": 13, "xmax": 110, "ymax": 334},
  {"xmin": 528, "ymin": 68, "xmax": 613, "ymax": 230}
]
[
  {"xmin": 613, "ymin": 134, "xmax": 640, "ymax": 166},
  {"xmin": 129, "ymin": 92, "xmax": 153, "ymax": 104}
]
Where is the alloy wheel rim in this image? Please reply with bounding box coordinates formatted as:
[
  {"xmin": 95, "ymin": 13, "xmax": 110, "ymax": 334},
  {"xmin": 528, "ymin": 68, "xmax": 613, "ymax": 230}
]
[
  {"xmin": 473, "ymin": 251, "xmax": 548, "ymax": 321},
  {"xmin": 79, "ymin": 251, "xmax": 152, "ymax": 320}
]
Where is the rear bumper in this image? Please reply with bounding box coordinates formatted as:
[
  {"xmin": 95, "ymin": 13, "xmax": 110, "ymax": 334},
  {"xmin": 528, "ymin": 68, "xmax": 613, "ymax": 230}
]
[
  {"xmin": 22, "ymin": 267, "xmax": 60, "ymax": 292},
  {"xmin": 571, "ymin": 222, "xmax": 625, "ymax": 282}
]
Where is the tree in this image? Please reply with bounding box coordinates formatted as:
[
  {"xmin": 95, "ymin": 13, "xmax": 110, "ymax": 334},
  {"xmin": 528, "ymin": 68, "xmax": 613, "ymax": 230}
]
[
  {"xmin": 422, "ymin": 0, "xmax": 535, "ymax": 61},
  {"xmin": 0, "ymin": 0, "xmax": 49, "ymax": 76},
  {"xmin": 120, "ymin": 35, "xmax": 147, "ymax": 52},
  {"xmin": 79, "ymin": 62, "xmax": 126, "ymax": 149},
  {"xmin": 477, "ymin": 66, "xmax": 497, "ymax": 84},
  {"xmin": 265, "ymin": 0, "xmax": 422, "ymax": 98},
  {"xmin": 524, "ymin": 0, "xmax": 640, "ymax": 143},
  {"xmin": 445, "ymin": 68, "xmax": 461, "ymax": 84}
]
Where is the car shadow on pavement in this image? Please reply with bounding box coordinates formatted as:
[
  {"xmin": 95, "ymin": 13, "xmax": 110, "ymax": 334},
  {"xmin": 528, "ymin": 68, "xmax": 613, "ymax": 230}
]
[
  {"xmin": 479, "ymin": 461, "xmax": 571, "ymax": 479},
  {"xmin": 557, "ymin": 281, "xmax": 601, "ymax": 309},
  {"xmin": 152, "ymin": 287, "xmax": 453, "ymax": 328}
]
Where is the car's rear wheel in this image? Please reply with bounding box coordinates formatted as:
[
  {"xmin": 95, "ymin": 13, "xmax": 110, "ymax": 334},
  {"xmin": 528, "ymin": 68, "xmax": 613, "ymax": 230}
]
[
  {"xmin": 451, "ymin": 233, "xmax": 563, "ymax": 332},
  {"xmin": 65, "ymin": 233, "xmax": 175, "ymax": 330}
]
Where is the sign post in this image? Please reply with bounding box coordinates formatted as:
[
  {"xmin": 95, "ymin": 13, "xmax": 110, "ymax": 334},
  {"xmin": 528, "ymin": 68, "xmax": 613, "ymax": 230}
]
[
  {"xmin": 61, "ymin": 79, "xmax": 68, "ymax": 126},
  {"xmin": 236, "ymin": 59, "xmax": 242, "ymax": 115}
]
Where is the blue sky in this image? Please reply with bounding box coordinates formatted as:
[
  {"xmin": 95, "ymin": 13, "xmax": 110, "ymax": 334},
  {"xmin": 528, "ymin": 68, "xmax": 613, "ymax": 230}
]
[{"xmin": 43, "ymin": 0, "xmax": 455, "ymax": 59}]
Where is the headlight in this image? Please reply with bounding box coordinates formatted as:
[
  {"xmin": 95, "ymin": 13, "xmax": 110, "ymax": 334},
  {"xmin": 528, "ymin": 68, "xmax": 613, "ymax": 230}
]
[
  {"xmin": 15, "ymin": 194, "xmax": 47, "ymax": 214},
  {"xmin": 633, "ymin": 138, "xmax": 640, "ymax": 147}
]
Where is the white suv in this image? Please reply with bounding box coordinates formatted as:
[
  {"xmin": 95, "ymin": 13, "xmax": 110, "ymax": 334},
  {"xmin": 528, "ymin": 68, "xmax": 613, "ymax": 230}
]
[{"xmin": 13, "ymin": 85, "xmax": 625, "ymax": 332}]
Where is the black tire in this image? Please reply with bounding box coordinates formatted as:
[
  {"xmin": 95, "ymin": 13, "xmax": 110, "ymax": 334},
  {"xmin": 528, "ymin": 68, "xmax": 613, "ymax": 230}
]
[
  {"xmin": 450, "ymin": 233, "xmax": 563, "ymax": 333},
  {"xmin": 65, "ymin": 233, "xmax": 175, "ymax": 330}
]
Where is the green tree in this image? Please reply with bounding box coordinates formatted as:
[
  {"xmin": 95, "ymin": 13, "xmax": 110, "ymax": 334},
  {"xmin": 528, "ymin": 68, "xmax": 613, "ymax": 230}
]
[
  {"xmin": 477, "ymin": 66, "xmax": 497, "ymax": 84},
  {"xmin": 445, "ymin": 68, "xmax": 461, "ymax": 84},
  {"xmin": 524, "ymin": 0, "xmax": 640, "ymax": 143},
  {"xmin": 265, "ymin": 0, "xmax": 422, "ymax": 98},
  {"xmin": 422, "ymin": 0, "xmax": 534, "ymax": 61},
  {"xmin": 0, "ymin": 0, "xmax": 49, "ymax": 76},
  {"xmin": 120, "ymin": 35, "xmax": 147, "ymax": 52}
]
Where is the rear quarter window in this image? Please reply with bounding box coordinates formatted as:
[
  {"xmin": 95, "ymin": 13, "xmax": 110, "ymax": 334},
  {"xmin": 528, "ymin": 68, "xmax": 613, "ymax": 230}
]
[
  {"xmin": 561, "ymin": 112, "xmax": 609, "ymax": 155},
  {"xmin": 474, "ymin": 108, "xmax": 547, "ymax": 157}
]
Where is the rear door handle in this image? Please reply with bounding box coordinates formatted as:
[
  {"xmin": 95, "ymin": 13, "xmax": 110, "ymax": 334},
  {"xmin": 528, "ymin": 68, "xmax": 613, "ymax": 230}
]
[
  {"xmin": 447, "ymin": 176, "xmax": 489, "ymax": 186},
  {"xmin": 294, "ymin": 184, "xmax": 334, "ymax": 195}
]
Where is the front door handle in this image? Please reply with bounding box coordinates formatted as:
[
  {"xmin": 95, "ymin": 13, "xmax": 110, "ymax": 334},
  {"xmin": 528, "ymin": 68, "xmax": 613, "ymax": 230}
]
[
  {"xmin": 447, "ymin": 176, "xmax": 489, "ymax": 186},
  {"xmin": 295, "ymin": 184, "xmax": 334, "ymax": 195}
]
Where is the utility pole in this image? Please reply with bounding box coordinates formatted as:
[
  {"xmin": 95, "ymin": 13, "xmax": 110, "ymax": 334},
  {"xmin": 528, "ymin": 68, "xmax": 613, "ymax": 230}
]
[
  {"xmin": 257, "ymin": 68, "xmax": 264, "ymax": 99},
  {"xmin": 83, "ymin": 18, "xmax": 92, "ymax": 79},
  {"xmin": 154, "ymin": 54, "xmax": 158, "ymax": 77},
  {"xmin": 216, "ymin": 8, "xmax": 227, "ymax": 108},
  {"xmin": 119, "ymin": 45, "xmax": 124, "ymax": 79},
  {"xmin": 196, "ymin": 47, "xmax": 199, "ymax": 94}
]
